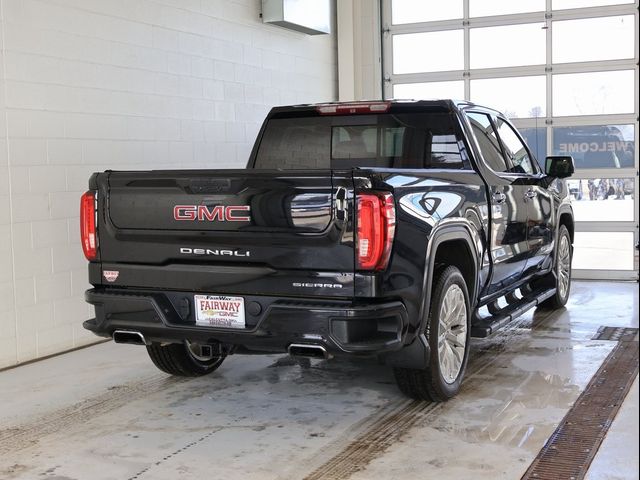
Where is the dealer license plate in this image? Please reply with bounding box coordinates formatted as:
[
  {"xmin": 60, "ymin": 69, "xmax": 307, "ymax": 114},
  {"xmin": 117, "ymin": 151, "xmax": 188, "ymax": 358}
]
[{"xmin": 194, "ymin": 295, "xmax": 245, "ymax": 329}]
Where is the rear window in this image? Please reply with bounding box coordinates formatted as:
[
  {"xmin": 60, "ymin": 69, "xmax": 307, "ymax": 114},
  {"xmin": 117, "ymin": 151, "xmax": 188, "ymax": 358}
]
[{"xmin": 253, "ymin": 112, "xmax": 469, "ymax": 170}]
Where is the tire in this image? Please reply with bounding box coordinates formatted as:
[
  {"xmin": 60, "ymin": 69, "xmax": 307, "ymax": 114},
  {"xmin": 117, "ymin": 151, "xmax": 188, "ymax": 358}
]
[
  {"xmin": 393, "ymin": 266, "xmax": 471, "ymax": 402},
  {"xmin": 146, "ymin": 341, "xmax": 225, "ymax": 377},
  {"xmin": 538, "ymin": 224, "xmax": 572, "ymax": 309}
]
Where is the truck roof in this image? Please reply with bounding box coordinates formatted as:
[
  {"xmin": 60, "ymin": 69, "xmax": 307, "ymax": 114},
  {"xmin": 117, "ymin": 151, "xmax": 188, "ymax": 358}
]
[{"xmin": 268, "ymin": 99, "xmax": 504, "ymax": 117}]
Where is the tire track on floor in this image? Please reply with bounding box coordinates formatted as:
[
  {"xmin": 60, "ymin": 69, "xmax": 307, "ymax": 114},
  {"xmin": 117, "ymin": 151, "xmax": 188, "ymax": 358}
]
[
  {"xmin": 300, "ymin": 310, "xmax": 557, "ymax": 480},
  {"xmin": 0, "ymin": 374, "xmax": 186, "ymax": 455}
]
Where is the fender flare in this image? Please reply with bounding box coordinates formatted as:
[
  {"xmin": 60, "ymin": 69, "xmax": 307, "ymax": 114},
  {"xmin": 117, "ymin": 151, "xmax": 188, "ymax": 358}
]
[
  {"xmin": 553, "ymin": 204, "xmax": 574, "ymax": 268},
  {"xmin": 385, "ymin": 219, "xmax": 482, "ymax": 370},
  {"xmin": 557, "ymin": 204, "xmax": 574, "ymax": 240},
  {"xmin": 418, "ymin": 220, "xmax": 482, "ymax": 331}
]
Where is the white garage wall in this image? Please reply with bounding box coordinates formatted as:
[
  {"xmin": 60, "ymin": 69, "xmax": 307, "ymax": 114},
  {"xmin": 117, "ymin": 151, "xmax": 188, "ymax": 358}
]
[{"xmin": 0, "ymin": 0, "xmax": 337, "ymax": 369}]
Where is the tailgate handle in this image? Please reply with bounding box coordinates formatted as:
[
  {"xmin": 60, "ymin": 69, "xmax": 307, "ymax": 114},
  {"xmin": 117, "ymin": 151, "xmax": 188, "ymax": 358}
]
[
  {"xmin": 335, "ymin": 187, "xmax": 348, "ymax": 222},
  {"xmin": 188, "ymin": 179, "xmax": 232, "ymax": 193}
]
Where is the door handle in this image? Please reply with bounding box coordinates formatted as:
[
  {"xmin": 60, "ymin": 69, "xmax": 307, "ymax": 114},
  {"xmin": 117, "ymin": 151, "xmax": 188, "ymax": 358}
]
[
  {"xmin": 524, "ymin": 189, "xmax": 537, "ymax": 200},
  {"xmin": 492, "ymin": 192, "xmax": 507, "ymax": 204}
]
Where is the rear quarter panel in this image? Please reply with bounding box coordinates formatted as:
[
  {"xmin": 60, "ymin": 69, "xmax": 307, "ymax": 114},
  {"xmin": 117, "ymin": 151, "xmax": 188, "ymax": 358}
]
[{"xmin": 354, "ymin": 169, "xmax": 489, "ymax": 336}]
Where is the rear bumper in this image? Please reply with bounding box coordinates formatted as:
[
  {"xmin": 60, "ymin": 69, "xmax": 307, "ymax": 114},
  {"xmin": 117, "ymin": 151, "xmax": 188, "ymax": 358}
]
[{"xmin": 83, "ymin": 288, "xmax": 414, "ymax": 358}]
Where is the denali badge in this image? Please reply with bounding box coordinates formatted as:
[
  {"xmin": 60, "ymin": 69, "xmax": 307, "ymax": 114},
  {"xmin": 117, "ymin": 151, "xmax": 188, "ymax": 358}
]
[
  {"xmin": 293, "ymin": 282, "xmax": 343, "ymax": 289},
  {"xmin": 174, "ymin": 205, "xmax": 250, "ymax": 222},
  {"xmin": 103, "ymin": 270, "xmax": 119, "ymax": 282},
  {"xmin": 180, "ymin": 247, "xmax": 250, "ymax": 257}
]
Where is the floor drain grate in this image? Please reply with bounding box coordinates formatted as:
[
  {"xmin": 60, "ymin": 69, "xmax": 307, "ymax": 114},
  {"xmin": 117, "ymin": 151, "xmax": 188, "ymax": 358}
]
[
  {"xmin": 592, "ymin": 326, "xmax": 638, "ymax": 342},
  {"xmin": 522, "ymin": 335, "xmax": 638, "ymax": 480}
]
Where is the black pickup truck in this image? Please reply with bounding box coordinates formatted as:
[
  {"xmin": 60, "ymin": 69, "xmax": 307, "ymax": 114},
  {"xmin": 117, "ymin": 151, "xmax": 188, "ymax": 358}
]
[{"xmin": 81, "ymin": 100, "xmax": 574, "ymax": 401}]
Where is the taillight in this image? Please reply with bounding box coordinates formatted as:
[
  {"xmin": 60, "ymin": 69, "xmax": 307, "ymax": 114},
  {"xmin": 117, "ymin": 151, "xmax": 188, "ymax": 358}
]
[
  {"xmin": 80, "ymin": 191, "xmax": 98, "ymax": 260},
  {"xmin": 316, "ymin": 102, "xmax": 391, "ymax": 115},
  {"xmin": 356, "ymin": 192, "xmax": 396, "ymax": 271}
]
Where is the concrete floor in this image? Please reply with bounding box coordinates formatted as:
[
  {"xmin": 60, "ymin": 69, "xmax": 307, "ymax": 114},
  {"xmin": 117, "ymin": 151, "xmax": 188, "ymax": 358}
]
[{"xmin": 0, "ymin": 281, "xmax": 637, "ymax": 480}]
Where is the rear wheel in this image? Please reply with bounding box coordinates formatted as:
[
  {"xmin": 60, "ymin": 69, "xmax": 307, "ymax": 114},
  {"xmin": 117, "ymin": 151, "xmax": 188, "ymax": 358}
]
[
  {"xmin": 538, "ymin": 224, "xmax": 572, "ymax": 309},
  {"xmin": 394, "ymin": 266, "xmax": 471, "ymax": 401},
  {"xmin": 146, "ymin": 340, "xmax": 225, "ymax": 377}
]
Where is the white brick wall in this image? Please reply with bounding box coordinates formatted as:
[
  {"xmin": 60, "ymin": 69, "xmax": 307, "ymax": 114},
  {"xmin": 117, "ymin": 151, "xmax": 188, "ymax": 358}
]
[{"xmin": 0, "ymin": 0, "xmax": 337, "ymax": 369}]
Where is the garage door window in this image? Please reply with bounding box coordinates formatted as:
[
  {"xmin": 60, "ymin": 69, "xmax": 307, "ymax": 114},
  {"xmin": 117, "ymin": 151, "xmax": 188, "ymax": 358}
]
[
  {"xmin": 392, "ymin": 0, "xmax": 463, "ymax": 24},
  {"xmin": 552, "ymin": 70, "xmax": 635, "ymax": 116},
  {"xmin": 469, "ymin": 76, "xmax": 546, "ymax": 118},
  {"xmin": 470, "ymin": 0, "xmax": 545, "ymax": 17},
  {"xmin": 393, "ymin": 81, "xmax": 465, "ymax": 101},
  {"xmin": 470, "ymin": 23, "xmax": 546, "ymax": 69},
  {"xmin": 392, "ymin": 30, "xmax": 464, "ymax": 74},
  {"xmin": 553, "ymin": 124, "xmax": 635, "ymax": 169},
  {"xmin": 553, "ymin": 16, "xmax": 635, "ymax": 63}
]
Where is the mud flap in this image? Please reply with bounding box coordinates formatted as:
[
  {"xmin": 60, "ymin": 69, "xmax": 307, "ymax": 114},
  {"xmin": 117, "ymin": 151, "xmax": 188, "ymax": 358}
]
[{"xmin": 383, "ymin": 333, "xmax": 430, "ymax": 370}]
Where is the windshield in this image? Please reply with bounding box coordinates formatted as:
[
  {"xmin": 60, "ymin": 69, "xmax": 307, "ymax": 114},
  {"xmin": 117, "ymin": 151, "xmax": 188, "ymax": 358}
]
[{"xmin": 253, "ymin": 112, "xmax": 469, "ymax": 170}]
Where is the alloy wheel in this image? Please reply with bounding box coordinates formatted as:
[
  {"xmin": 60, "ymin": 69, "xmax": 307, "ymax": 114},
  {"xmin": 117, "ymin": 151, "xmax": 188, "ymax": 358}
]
[
  {"xmin": 437, "ymin": 284, "xmax": 468, "ymax": 384},
  {"xmin": 557, "ymin": 235, "xmax": 571, "ymax": 300}
]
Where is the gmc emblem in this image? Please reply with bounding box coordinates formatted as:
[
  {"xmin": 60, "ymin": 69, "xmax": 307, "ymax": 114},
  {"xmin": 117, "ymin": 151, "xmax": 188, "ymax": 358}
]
[{"xmin": 173, "ymin": 205, "xmax": 251, "ymax": 222}]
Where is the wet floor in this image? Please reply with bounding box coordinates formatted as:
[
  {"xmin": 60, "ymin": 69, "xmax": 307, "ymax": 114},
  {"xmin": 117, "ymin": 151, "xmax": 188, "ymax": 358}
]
[{"xmin": 0, "ymin": 281, "xmax": 637, "ymax": 480}]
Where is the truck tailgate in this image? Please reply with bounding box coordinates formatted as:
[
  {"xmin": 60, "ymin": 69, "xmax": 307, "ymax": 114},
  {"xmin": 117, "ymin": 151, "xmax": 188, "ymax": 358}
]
[{"xmin": 94, "ymin": 169, "xmax": 355, "ymax": 297}]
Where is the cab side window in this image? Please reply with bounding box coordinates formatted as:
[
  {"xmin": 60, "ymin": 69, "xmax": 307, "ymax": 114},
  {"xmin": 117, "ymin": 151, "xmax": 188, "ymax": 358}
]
[
  {"xmin": 429, "ymin": 133, "xmax": 466, "ymax": 169},
  {"xmin": 466, "ymin": 112, "xmax": 509, "ymax": 173},
  {"xmin": 494, "ymin": 118, "xmax": 536, "ymax": 175}
]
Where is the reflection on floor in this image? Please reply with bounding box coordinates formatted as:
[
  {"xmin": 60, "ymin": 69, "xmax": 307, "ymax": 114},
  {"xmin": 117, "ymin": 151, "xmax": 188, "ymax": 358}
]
[{"xmin": 0, "ymin": 281, "xmax": 637, "ymax": 480}]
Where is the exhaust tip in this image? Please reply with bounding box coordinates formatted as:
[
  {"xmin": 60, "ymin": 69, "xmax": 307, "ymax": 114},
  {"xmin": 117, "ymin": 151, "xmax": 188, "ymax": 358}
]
[
  {"xmin": 288, "ymin": 343, "xmax": 329, "ymax": 359},
  {"xmin": 112, "ymin": 330, "xmax": 147, "ymax": 346}
]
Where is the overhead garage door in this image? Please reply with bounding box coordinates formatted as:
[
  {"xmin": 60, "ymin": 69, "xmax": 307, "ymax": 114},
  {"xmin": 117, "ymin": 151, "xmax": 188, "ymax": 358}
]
[{"xmin": 382, "ymin": 0, "xmax": 639, "ymax": 280}]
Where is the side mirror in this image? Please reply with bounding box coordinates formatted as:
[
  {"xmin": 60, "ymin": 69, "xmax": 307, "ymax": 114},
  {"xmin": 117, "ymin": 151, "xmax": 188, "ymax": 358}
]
[{"xmin": 545, "ymin": 155, "xmax": 575, "ymax": 178}]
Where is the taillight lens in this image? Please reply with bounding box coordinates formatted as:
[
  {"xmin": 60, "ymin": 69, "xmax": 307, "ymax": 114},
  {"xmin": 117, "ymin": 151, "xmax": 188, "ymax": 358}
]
[
  {"xmin": 316, "ymin": 102, "xmax": 391, "ymax": 115},
  {"xmin": 356, "ymin": 192, "xmax": 396, "ymax": 271},
  {"xmin": 80, "ymin": 191, "xmax": 98, "ymax": 260}
]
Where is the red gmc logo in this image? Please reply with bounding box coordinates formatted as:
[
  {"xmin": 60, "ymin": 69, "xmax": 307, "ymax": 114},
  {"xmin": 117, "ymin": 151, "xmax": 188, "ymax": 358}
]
[{"xmin": 173, "ymin": 205, "xmax": 251, "ymax": 222}]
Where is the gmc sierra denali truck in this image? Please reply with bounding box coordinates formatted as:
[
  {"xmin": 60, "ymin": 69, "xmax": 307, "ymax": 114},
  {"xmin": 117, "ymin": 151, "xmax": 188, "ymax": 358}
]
[{"xmin": 81, "ymin": 100, "xmax": 575, "ymax": 401}]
